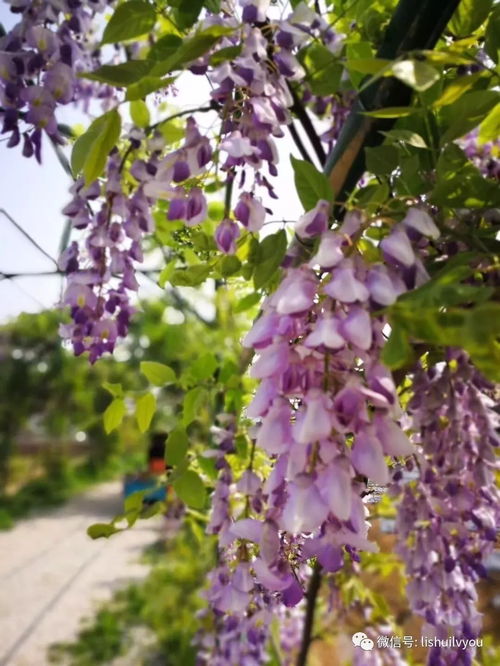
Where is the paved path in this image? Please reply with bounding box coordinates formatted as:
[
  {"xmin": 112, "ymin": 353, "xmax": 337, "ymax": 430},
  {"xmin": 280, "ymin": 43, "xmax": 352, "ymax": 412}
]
[{"xmin": 0, "ymin": 481, "xmax": 163, "ymax": 666}]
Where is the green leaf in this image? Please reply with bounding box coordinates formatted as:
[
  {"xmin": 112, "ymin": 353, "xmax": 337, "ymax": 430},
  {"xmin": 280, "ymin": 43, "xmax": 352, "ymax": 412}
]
[
  {"xmin": 103, "ymin": 398, "xmax": 126, "ymax": 434},
  {"xmin": 362, "ymin": 107, "xmax": 419, "ymax": 118},
  {"xmin": 433, "ymin": 72, "xmax": 483, "ymax": 108},
  {"xmin": 234, "ymin": 292, "xmax": 261, "ymax": 313},
  {"xmin": 365, "ymin": 145, "xmax": 399, "ymax": 176},
  {"xmin": 165, "ymin": 427, "xmax": 189, "ymax": 466},
  {"xmin": 478, "ymin": 103, "xmax": 500, "ymax": 144},
  {"xmin": 130, "ymin": 100, "xmax": 150, "ymax": 128},
  {"xmin": 149, "ymin": 34, "xmax": 183, "ymax": 61},
  {"xmin": 173, "ymin": 470, "xmax": 206, "ymax": 509},
  {"xmin": 80, "ymin": 61, "xmax": 151, "ymax": 86},
  {"xmin": 102, "ymin": 382, "xmax": 123, "ymax": 398},
  {"xmin": 183, "ymin": 386, "xmax": 208, "ymax": 426},
  {"xmin": 219, "ymin": 255, "xmax": 241, "ymax": 277},
  {"xmin": 380, "ymin": 129, "xmax": 427, "ymax": 148},
  {"xmin": 346, "ymin": 58, "xmax": 392, "ymax": 74},
  {"xmin": 485, "ymin": 5, "xmax": 500, "ymax": 63},
  {"xmin": 448, "ymin": 0, "xmax": 493, "ymax": 36},
  {"xmin": 381, "ymin": 324, "xmax": 414, "ymax": 370},
  {"xmin": 87, "ymin": 523, "xmax": 123, "ymax": 539},
  {"xmin": 440, "ymin": 90, "xmax": 500, "ymax": 144},
  {"xmin": 290, "ymin": 155, "xmax": 333, "ymax": 210},
  {"xmin": 158, "ymin": 261, "xmax": 177, "ymax": 288},
  {"xmin": 173, "ymin": 0, "xmax": 204, "ymax": 30},
  {"xmin": 391, "ymin": 60, "xmax": 440, "ymax": 92},
  {"xmin": 102, "ymin": 1, "xmax": 156, "ymax": 44},
  {"xmin": 189, "ymin": 352, "xmax": 218, "ymax": 382},
  {"xmin": 71, "ymin": 110, "xmax": 121, "ymax": 184},
  {"xmin": 135, "ymin": 392, "xmax": 156, "ymax": 433},
  {"xmin": 253, "ymin": 230, "xmax": 287, "ymax": 291},
  {"xmin": 210, "ymin": 45, "xmax": 242, "ymax": 66},
  {"xmin": 170, "ymin": 264, "xmax": 212, "ymax": 287},
  {"xmin": 150, "ymin": 25, "xmax": 234, "ymax": 77},
  {"xmin": 124, "ymin": 490, "xmax": 146, "ymax": 515},
  {"xmin": 140, "ymin": 361, "xmax": 176, "ymax": 386},
  {"xmin": 125, "ymin": 75, "xmax": 174, "ymax": 101},
  {"xmin": 302, "ymin": 43, "xmax": 342, "ymax": 96}
]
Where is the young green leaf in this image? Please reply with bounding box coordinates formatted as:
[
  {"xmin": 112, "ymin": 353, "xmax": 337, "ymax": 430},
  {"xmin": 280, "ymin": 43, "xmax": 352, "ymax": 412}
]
[
  {"xmin": 71, "ymin": 109, "xmax": 121, "ymax": 184},
  {"xmin": 103, "ymin": 398, "xmax": 126, "ymax": 434},
  {"xmin": 392, "ymin": 60, "xmax": 440, "ymax": 92},
  {"xmin": 140, "ymin": 361, "xmax": 176, "ymax": 386},
  {"xmin": 87, "ymin": 523, "xmax": 123, "ymax": 539},
  {"xmin": 102, "ymin": 1, "xmax": 156, "ymax": 44},
  {"xmin": 173, "ymin": 470, "xmax": 206, "ymax": 508},
  {"xmin": 130, "ymin": 99, "xmax": 150, "ymax": 128},
  {"xmin": 183, "ymin": 386, "xmax": 208, "ymax": 426},
  {"xmin": 80, "ymin": 61, "xmax": 151, "ymax": 86},
  {"xmin": 290, "ymin": 155, "xmax": 333, "ymax": 210},
  {"xmin": 166, "ymin": 427, "xmax": 189, "ymax": 466},
  {"xmin": 253, "ymin": 229, "xmax": 287, "ymax": 291},
  {"xmin": 136, "ymin": 392, "xmax": 156, "ymax": 433}
]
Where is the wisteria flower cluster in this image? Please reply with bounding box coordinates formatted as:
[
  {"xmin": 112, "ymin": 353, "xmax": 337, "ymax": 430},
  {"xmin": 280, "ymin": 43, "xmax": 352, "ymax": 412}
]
[
  {"xmin": 197, "ymin": 205, "xmax": 443, "ymax": 662},
  {"xmin": 59, "ymin": 149, "xmax": 154, "ymax": 361},
  {"xmin": 0, "ymin": 0, "xmax": 113, "ymax": 161},
  {"xmin": 394, "ymin": 354, "xmax": 500, "ymax": 666}
]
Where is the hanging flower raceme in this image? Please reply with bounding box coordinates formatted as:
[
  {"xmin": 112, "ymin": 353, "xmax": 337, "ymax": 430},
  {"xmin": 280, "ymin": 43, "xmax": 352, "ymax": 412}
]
[
  {"xmin": 393, "ymin": 355, "xmax": 500, "ymax": 666},
  {"xmin": 199, "ymin": 205, "xmax": 442, "ymax": 664},
  {"xmin": 0, "ymin": 0, "xmax": 114, "ymax": 161},
  {"xmin": 59, "ymin": 150, "xmax": 154, "ymax": 362}
]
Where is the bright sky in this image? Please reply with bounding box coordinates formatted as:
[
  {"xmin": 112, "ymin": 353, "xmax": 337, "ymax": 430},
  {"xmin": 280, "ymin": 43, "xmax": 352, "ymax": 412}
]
[{"xmin": 0, "ymin": 4, "xmax": 304, "ymax": 324}]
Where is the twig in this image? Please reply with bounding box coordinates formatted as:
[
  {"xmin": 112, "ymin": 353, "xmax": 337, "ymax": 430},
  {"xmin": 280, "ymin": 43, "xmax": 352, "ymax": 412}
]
[
  {"xmin": 296, "ymin": 562, "xmax": 323, "ymax": 666},
  {"xmin": 288, "ymin": 83, "xmax": 326, "ymax": 166},
  {"xmin": 288, "ymin": 121, "xmax": 314, "ymax": 164}
]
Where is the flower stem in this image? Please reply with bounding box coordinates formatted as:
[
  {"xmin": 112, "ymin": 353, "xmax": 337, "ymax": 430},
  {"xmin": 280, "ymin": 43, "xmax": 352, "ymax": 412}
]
[{"xmin": 296, "ymin": 562, "xmax": 322, "ymax": 666}]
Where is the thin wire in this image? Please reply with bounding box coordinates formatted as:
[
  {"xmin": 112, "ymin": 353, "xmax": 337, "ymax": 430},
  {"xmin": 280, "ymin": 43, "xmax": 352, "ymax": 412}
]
[{"xmin": 1, "ymin": 208, "xmax": 58, "ymax": 267}]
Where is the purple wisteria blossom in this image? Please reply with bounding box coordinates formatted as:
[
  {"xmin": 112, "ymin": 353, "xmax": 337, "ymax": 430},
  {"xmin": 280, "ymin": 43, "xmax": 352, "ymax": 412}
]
[
  {"xmin": 394, "ymin": 354, "xmax": 500, "ymax": 666},
  {"xmin": 0, "ymin": 0, "xmax": 114, "ymax": 161}
]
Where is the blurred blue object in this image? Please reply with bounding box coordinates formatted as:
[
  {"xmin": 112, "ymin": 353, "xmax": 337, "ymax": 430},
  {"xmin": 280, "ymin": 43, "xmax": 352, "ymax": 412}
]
[{"xmin": 123, "ymin": 476, "xmax": 166, "ymax": 504}]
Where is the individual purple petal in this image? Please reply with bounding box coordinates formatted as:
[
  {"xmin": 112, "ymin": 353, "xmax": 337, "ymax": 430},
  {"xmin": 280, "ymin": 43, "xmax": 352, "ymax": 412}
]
[
  {"xmin": 310, "ymin": 231, "xmax": 344, "ymax": 269},
  {"xmin": 366, "ymin": 265, "xmax": 404, "ymax": 306},
  {"xmin": 317, "ymin": 463, "xmax": 352, "ymax": 521},
  {"xmin": 253, "ymin": 558, "xmax": 292, "ymax": 591},
  {"xmin": 236, "ymin": 470, "xmax": 261, "ymax": 495},
  {"xmin": 274, "ymin": 269, "xmax": 316, "ymax": 315},
  {"xmin": 250, "ymin": 341, "xmax": 289, "ymax": 379},
  {"xmin": 230, "ymin": 518, "xmax": 263, "ymax": 542},
  {"xmin": 215, "ymin": 218, "xmax": 240, "ymax": 254},
  {"xmin": 295, "ymin": 200, "xmax": 330, "ymax": 239},
  {"xmin": 380, "ymin": 227, "xmax": 416, "ymax": 267},
  {"xmin": 282, "ymin": 578, "xmax": 304, "ymax": 607},
  {"xmin": 294, "ymin": 389, "xmax": 332, "ymax": 444},
  {"xmin": 234, "ymin": 192, "xmax": 266, "ymax": 232},
  {"xmin": 402, "ymin": 207, "xmax": 440, "ymax": 239},
  {"xmin": 243, "ymin": 311, "xmax": 280, "ymax": 349},
  {"xmin": 256, "ymin": 397, "xmax": 292, "ymax": 455},
  {"xmin": 280, "ymin": 474, "xmax": 329, "ymax": 533},
  {"xmin": 351, "ymin": 431, "xmax": 389, "ymax": 484},
  {"xmin": 340, "ymin": 306, "xmax": 372, "ymax": 351},
  {"xmin": 304, "ymin": 314, "xmax": 345, "ymax": 350},
  {"xmin": 374, "ymin": 414, "xmax": 415, "ymax": 456},
  {"xmin": 323, "ymin": 260, "xmax": 369, "ymax": 303}
]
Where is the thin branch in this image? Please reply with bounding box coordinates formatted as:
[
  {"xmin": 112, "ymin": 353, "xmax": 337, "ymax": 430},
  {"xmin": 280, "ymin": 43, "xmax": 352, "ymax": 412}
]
[
  {"xmin": 288, "ymin": 83, "xmax": 326, "ymax": 166},
  {"xmin": 296, "ymin": 562, "xmax": 323, "ymax": 666},
  {"xmin": 0, "ymin": 209, "xmax": 58, "ymax": 267},
  {"xmin": 288, "ymin": 121, "xmax": 314, "ymax": 164}
]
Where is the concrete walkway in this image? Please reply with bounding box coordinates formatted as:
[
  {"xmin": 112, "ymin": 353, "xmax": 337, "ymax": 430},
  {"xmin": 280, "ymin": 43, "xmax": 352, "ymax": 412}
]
[{"xmin": 0, "ymin": 481, "xmax": 163, "ymax": 666}]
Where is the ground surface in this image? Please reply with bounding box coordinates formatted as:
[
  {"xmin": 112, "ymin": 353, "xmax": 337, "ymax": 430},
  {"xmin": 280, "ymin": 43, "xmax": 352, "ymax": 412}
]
[{"xmin": 0, "ymin": 481, "xmax": 162, "ymax": 666}]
